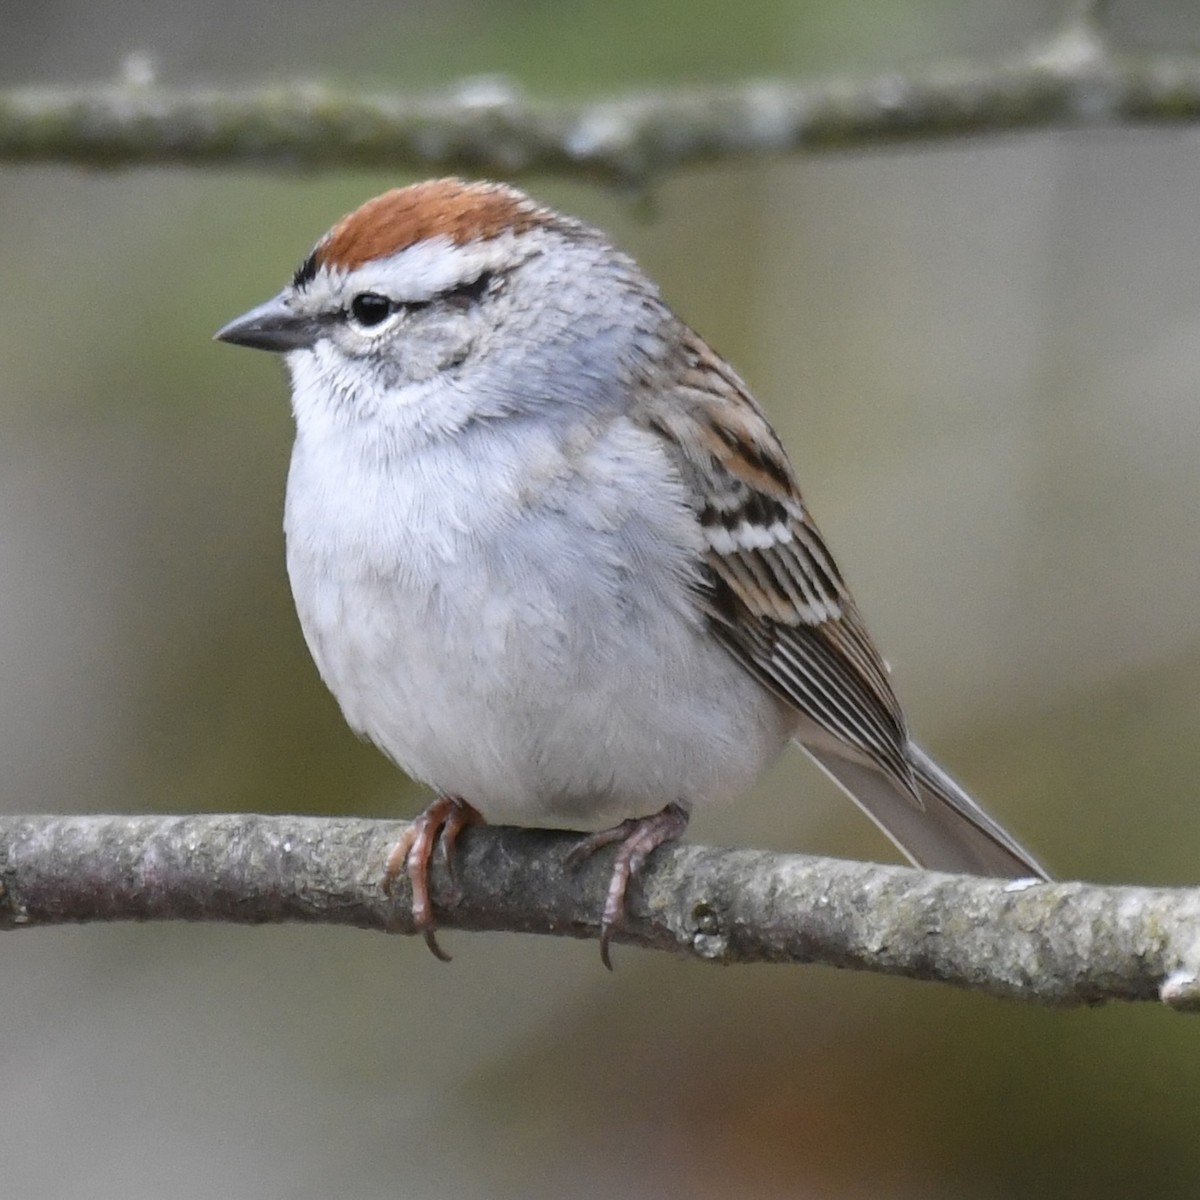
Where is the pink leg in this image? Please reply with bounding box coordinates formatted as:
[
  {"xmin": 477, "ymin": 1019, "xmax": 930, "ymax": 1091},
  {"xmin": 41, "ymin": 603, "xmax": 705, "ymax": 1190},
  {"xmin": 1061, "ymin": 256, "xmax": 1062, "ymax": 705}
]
[
  {"xmin": 440, "ymin": 798, "xmax": 486, "ymax": 898},
  {"xmin": 567, "ymin": 803, "xmax": 689, "ymax": 969},
  {"xmin": 383, "ymin": 796, "xmax": 485, "ymax": 961}
]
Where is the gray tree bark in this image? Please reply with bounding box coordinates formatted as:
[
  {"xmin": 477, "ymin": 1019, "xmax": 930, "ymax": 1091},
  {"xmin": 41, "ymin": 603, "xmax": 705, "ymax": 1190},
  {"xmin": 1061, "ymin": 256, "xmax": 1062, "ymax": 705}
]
[{"xmin": 3, "ymin": 813, "xmax": 1199, "ymax": 1011}]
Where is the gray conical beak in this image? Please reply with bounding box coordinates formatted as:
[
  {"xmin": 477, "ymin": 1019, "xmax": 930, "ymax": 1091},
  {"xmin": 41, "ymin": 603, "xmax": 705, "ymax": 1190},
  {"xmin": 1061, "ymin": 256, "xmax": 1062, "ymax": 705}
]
[{"xmin": 214, "ymin": 292, "xmax": 318, "ymax": 353}]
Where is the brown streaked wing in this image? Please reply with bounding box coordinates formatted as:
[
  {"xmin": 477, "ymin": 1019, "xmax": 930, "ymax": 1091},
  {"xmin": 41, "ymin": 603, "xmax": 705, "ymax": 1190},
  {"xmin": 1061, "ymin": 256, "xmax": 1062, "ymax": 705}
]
[{"xmin": 635, "ymin": 326, "xmax": 917, "ymax": 798}]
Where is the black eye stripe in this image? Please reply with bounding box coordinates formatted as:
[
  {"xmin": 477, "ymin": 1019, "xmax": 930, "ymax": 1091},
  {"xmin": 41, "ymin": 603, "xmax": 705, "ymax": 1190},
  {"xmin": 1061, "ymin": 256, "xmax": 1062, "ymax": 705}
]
[
  {"xmin": 444, "ymin": 270, "xmax": 493, "ymax": 307},
  {"xmin": 346, "ymin": 272, "xmax": 494, "ymax": 328}
]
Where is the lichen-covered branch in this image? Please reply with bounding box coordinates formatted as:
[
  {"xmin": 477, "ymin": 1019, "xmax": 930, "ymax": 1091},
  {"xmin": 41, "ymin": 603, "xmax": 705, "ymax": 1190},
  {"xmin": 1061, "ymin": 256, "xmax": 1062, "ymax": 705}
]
[
  {"xmin": 2, "ymin": 812, "xmax": 1198, "ymax": 1010},
  {"xmin": 2, "ymin": 25, "xmax": 1200, "ymax": 183}
]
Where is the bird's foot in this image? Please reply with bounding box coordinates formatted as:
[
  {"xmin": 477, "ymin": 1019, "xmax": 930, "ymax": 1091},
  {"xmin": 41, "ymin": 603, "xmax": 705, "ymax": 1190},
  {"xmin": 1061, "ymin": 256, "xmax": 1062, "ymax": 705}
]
[
  {"xmin": 383, "ymin": 795, "xmax": 485, "ymax": 961},
  {"xmin": 566, "ymin": 802, "xmax": 689, "ymax": 969}
]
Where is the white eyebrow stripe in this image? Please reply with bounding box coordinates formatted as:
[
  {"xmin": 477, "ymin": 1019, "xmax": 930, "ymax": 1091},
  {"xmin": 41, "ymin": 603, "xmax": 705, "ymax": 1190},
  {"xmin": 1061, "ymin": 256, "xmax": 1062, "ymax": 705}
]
[{"xmin": 337, "ymin": 232, "xmax": 529, "ymax": 304}]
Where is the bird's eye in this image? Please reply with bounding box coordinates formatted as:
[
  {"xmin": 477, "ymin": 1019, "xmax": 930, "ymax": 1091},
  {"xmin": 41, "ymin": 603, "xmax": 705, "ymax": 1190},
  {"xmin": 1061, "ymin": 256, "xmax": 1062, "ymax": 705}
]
[{"xmin": 349, "ymin": 293, "xmax": 394, "ymax": 328}]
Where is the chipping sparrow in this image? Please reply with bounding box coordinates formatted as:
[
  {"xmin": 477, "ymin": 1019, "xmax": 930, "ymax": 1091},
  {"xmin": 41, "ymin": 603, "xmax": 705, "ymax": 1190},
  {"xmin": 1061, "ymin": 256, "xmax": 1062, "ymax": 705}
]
[{"xmin": 216, "ymin": 178, "xmax": 1047, "ymax": 965}]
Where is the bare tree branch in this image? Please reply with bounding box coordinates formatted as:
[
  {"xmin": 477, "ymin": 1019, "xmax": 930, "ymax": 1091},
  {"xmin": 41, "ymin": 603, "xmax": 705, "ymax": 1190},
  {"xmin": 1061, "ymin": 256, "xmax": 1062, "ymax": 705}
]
[
  {"xmin": 2, "ymin": 25, "xmax": 1200, "ymax": 183},
  {"xmin": 2, "ymin": 813, "xmax": 1198, "ymax": 1010}
]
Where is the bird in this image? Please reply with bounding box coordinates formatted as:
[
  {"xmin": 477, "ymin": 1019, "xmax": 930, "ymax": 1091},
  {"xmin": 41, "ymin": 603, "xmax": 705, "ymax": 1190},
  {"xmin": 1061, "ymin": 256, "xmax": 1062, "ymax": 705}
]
[{"xmin": 215, "ymin": 178, "xmax": 1047, "ymax": 966}]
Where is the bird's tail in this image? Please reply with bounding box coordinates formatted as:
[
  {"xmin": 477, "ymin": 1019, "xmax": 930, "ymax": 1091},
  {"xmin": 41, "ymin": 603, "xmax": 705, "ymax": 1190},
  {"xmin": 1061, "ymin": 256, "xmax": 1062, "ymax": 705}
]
[{"xmin": 800, "ymin": 740, "xmax": 1048, "ymax": 880}]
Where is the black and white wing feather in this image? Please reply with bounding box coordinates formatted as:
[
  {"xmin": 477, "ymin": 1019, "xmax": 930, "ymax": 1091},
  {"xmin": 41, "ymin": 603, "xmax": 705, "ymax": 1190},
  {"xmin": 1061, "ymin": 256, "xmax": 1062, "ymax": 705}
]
[{"xmin": 635, "ymin": 326, "xmax": 1048, "ymax": 881}]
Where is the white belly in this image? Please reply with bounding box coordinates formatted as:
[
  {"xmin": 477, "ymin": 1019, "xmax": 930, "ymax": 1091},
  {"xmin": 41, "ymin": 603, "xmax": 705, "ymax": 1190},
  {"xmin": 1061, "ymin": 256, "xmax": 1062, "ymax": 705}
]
[{"xmin": 284, "ymin": 414, "xmax": 794, "ymax": 826}]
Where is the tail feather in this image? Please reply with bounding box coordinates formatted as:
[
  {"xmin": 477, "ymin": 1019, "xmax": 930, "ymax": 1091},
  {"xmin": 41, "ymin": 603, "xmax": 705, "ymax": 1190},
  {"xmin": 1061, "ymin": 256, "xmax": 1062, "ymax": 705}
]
[{"xmin": 800, "ymin": 741, "xmax": 1049, "ymax": 880}]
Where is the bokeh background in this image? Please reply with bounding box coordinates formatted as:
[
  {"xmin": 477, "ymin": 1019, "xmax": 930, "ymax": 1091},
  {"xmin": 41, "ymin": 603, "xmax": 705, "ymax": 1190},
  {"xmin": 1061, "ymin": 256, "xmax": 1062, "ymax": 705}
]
[{"xmin": 4, "ymin": 1, "xmax": 1200, "ymax": 1196}]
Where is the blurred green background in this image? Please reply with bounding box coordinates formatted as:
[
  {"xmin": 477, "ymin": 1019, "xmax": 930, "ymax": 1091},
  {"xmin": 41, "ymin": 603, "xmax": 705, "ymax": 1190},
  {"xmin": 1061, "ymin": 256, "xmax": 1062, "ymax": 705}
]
[{"xmin": 4, "ymin": 1, "xmax": 1200, "ymax": 1197}]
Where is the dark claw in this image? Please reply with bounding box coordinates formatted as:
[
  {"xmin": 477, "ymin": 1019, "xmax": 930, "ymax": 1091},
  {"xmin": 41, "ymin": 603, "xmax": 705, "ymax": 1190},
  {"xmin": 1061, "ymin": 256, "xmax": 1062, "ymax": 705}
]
[{"xmin": 423, "ymin": 928, "xmax": 452, "ymax": 963}]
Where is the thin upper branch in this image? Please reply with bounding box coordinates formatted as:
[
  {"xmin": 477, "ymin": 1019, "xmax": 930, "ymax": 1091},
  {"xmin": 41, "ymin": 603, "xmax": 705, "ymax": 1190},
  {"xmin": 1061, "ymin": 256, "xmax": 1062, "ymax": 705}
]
[
  {"xmin": 2, "ymin": 813, "xmax": 1199, "ymax": 1011},
  {"xmin": 2, "ymin": 27, "xmax": 1200, "ymax": 183}
]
